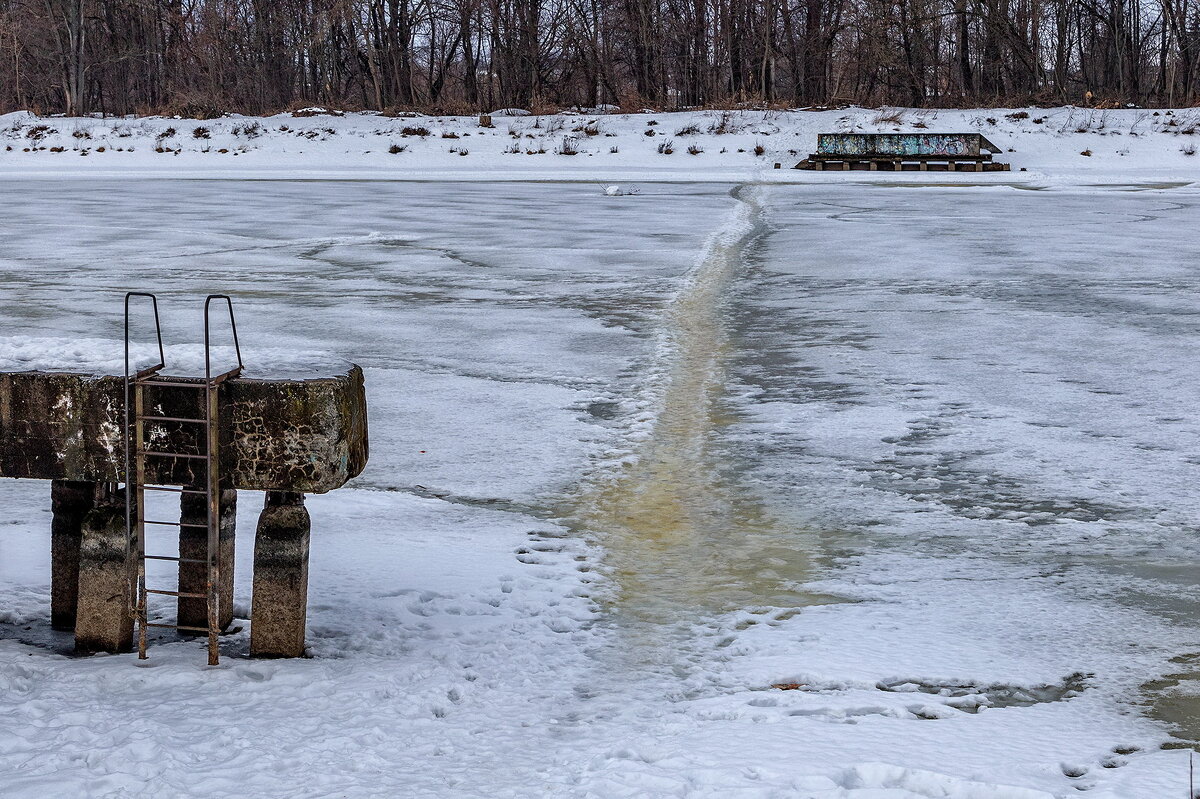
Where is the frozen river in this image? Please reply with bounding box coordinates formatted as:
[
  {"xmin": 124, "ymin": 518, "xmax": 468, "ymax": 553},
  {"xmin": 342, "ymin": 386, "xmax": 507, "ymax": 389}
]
[{"xmin": 1, "ymin": 178, "xmax": 1199, "ymax": 797}]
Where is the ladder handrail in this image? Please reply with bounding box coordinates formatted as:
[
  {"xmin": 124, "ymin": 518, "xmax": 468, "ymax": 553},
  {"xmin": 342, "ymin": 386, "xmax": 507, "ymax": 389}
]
[
  {"xmin": 123, "ymin": 292, "xmax": 166, "ymax": 380},
  {"xmin": 123, "ymin": 290, "xmax": 164, "ymax": 520},
  {"xmin": 203, "ymin": 294, "xmax": 243, "ymax": 383}
]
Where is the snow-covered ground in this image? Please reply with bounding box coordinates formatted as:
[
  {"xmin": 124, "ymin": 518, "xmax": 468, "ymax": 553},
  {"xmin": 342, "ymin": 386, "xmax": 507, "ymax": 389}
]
[{"xmin": 1, "ymin": 109, "xmax": 1199, "ymax": 797}]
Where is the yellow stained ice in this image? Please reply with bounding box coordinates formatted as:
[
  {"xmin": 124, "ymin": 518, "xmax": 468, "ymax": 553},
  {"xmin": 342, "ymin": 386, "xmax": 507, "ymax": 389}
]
[{"xmin": 573, "ymin": 187, "xmax": 830, "ymax": 627}]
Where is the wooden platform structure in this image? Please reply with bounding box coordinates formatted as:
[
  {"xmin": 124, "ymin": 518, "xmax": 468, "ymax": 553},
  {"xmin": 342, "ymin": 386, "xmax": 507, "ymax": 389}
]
[{"xmin": 795, "ymin": 132, "xmax": 1011, "ymax": 172}]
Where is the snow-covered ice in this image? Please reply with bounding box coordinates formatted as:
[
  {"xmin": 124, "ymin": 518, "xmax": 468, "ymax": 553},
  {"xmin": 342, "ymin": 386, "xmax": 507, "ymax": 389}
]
[{"xmin": 1, "ymin": 113, "xmax": 1199, "ymax": 797}]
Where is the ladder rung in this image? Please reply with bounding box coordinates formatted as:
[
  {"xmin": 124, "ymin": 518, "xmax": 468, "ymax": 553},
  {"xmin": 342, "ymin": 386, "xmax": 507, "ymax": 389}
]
[
  {"xmin": 143, "ymin": 519, "xmax": 208, "ymax": 528},
  {"xmin": 136, "ymin": 380, "xmax": 211, "ymax": 389},
  {"xmin": 146, "ymin": 589, "xmax": 207, "ymax": 599},
  {"xmin": 144, "ymin": 555, "xmax": 208, "ymax": 564},
  {"xmin": 142, "ymin": 415, "xmax": 208, "ymax": 424},
  {"xmin": 139, "ymin": 450, "xmax": 209, "ymax": 460},
  {"xmin": 141, "ymin": 486, "xmax": 207, "ymax": 495},
  {"xmin": 144, "ymin": 622, "xmax": 211, "ymax": 633}
]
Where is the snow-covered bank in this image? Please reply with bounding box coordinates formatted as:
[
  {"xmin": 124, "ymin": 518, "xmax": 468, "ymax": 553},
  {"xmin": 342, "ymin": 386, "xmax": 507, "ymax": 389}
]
[{"xmin": 2, "ymin": 105, "xmax": 1200, "ymax": 185}]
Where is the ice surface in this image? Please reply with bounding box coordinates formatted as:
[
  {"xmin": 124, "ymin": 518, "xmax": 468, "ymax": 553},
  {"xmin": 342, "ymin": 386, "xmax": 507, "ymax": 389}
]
[{"xmin": 0, "ymin": 170, "xmax": 1198, "ymax": 797}]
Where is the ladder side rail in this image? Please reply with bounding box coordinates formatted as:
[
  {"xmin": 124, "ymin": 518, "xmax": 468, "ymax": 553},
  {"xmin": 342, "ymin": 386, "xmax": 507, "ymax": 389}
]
[
  {"xmin": 206, "ymin": 382, "xmax": 221, "ymax": 665},
  {"xmin": 203, "ymin": 294, "xmax": 239, "ymax": 666},
  {"xmin": 134, "ymin": 383, "xmax": 149, "ymax": 659},
  {"xmin": 124, "ymin": 292, "xmax": 163, "ymax": 662}
]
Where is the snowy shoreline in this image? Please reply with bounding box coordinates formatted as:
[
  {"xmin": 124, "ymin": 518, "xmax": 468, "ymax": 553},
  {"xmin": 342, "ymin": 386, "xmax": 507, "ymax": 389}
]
[{"xmin": 2, "ymin": 105, "xmax": 1200, "ymax": 186}]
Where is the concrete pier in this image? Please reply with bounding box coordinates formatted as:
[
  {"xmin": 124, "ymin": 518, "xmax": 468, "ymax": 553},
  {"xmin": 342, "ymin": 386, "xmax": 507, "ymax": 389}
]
[
  {"xmin": 0, "ymin": 365, "xmax": 367, "ymax": 658},
  {"xmin": 74, "ymin": 485, "xmax": 134, "ymax": 654},
  {"xmin": 50, "ymin": 479, "xmax": 98, "ymax": 631},
  {"xmin": 250, "ymin": 491, "xmax": 310, "ymax": 658},
  {"xmin": 179, "ymin": 488, "xmax": 237, "ymax": 631}
]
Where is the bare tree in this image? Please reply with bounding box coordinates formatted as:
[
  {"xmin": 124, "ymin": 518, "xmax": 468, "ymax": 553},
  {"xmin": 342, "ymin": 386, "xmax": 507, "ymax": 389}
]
[{"xmin": 1, "ymin": 0, "xmax": 1197, "ymax": 116}]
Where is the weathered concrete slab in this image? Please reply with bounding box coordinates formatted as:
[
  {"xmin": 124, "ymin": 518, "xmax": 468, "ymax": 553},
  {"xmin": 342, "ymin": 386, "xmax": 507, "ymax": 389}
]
[{"xmin": 0, "ymin": 367, "xmax": 368, "ymax": 493}]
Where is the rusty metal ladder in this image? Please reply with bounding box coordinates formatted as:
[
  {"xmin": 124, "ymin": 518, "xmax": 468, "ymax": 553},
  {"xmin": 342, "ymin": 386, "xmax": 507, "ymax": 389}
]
[{"xmin": 123, "ymin": 293, "xmax": 243, "ymax": 665}]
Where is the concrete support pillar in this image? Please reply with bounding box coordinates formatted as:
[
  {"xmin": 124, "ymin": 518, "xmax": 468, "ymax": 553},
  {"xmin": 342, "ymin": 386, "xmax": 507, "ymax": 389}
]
[
  {"xmin": 178, "ymin": 488, "xmax": 236, "ymax": 631},
  {"xmin": 50, "ymin": 479, "xmax": 99, "ymax": 631},
  {"xmin": 250, "ymin": 491, "xmax": 310, "ymax": 658},
  {"xmin": 75, "ymin": 484, "xmax": 133, "ymax": 654}
]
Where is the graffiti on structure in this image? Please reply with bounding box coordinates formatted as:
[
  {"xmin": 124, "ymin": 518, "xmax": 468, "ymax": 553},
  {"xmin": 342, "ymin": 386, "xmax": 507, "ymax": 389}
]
[{"xmin": 817, "ymin": 133, "xmax": 981, "ymax": 157}]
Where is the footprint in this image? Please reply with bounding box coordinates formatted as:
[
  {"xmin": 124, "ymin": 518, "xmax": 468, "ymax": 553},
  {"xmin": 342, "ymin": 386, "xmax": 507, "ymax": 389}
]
[
  {"xmin": 1061, "ymin": 762, "xmax": 1089, "ymax": 778},
  {"xmin": 237, "ymin": 666, "xmax": 271, "ymax": 683}
]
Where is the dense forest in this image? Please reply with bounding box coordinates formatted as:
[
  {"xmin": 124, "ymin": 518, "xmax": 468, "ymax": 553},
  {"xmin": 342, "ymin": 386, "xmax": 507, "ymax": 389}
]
[{"xmin": 2, "ymin": 1, "xmax": 1199, "ymax": 117}]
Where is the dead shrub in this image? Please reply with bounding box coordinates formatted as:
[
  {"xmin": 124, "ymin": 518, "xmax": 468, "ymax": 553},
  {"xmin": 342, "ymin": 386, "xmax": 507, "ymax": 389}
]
[
  {"xmin": 708, "ymin": 111, "xmax": 735, "ymax": 134},
  {"xmin": 872, "ymin": 108, "xmax": 904, "ymax": 125}
]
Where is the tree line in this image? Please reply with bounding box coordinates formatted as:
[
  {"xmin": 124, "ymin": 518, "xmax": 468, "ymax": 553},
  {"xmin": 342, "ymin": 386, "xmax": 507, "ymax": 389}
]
[{"xmin": 2, "ymin": 0, "xmax": 1199, "ymax": 117}]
